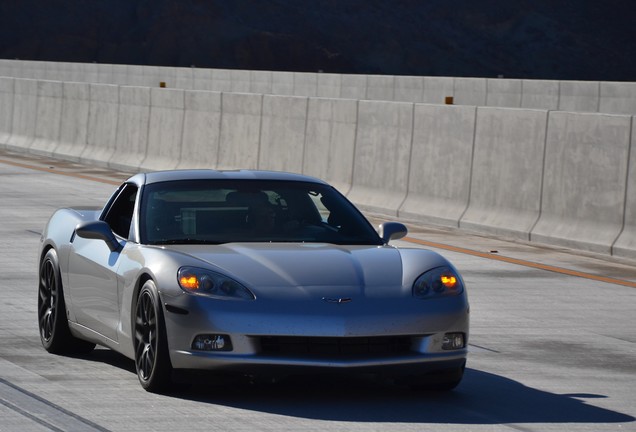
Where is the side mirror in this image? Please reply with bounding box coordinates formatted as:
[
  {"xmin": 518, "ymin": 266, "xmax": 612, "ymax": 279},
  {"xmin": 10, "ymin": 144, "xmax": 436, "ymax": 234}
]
[
  {"xmin": 378, "ymin": 222, "xmax": 407, "ymax": 244},
  {"xmin": 75, "ymin": 221, "xmax": 122, "ymax": 252}
]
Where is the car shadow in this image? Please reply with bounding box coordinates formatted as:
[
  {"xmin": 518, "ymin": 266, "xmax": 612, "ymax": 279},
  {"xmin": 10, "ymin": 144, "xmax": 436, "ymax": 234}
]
[
  {"xmin": 75, "ymin": 347, "xmax": 137, "ymax": 374},
  {"xmin": 169, "ymin": 368, "xmax": 634, "ymax": 426},
  {"xmin": 78, "ymin": 350, "xmax": 634, "ymax": 426}
]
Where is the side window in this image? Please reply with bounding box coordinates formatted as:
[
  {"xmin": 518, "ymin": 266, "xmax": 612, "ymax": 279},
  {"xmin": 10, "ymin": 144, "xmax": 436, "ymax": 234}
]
[{"xmin": 103, "ymin": 184, "xmax": 138, "ymax": 239}]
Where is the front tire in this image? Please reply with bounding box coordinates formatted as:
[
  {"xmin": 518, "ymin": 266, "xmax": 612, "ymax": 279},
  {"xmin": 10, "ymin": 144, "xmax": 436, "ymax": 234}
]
[
  {"xmin": 38, "ymin": 249, "xmax": 95, "ymax": 354},
  {"xmin": 134, "ymin": 280, "xmax": 172, "ymax": 392}
]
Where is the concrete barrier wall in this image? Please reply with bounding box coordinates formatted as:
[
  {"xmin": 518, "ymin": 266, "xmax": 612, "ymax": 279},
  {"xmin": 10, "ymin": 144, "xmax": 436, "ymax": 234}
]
[
  {"xmin": 95, "ymin": 63, "xmax": 114, "ymax": 84},
  {"xmin": 43, "ymin": 62, "xmax": 62, "ymax": 82},
  {"xmin": 454, "ymin": 78, "xmax": 487, "ymax": 106},
  {"xmin": 217, "ymin": 92, "xmax": 262, "ymax": 170},
  {"xmin": 422, "ymin": 77, "xmax": 454, "ymax": 104},
  {"xmin": 612, "ymin": 118, "xmax": 636, "ymax": 259},
  {"xmin": 558, "ymin": 81, "xmax": 600, "ymax": 112},
  {"xmin": 250, "ymin": 70, "xmax": 273, "ymax": 95},
  {"xmin": 6, "ymin": 78, "xmax": 38, "ymax": 150},
  {"xmin": 30, "ymin": 80, "xmax": 63, "ymax": 156},
  {"xmin": 521, "ymin": 80, "xmax": 559, "ymax": 110},
  {"xmin": 231, "ymin": 70, "xmax": 251, "ymax": 93},
  {"xmin": 12, "ymin": 60, "xmax": 40, "ymax": 79},
  {"xmin": 109, "ymin": 86, "xmax": 151, "ymax": 171},
  {"xmin": 317, "ymin": 73, "xmax": 341, "ymax": 98},
  {"xmin": 2, "ymin": 73, "xmax": 636, "ymax": 259},
  {"xmin": 394, "ymin": 76, "xmax": 425, "ymax": 103},
  {"xmin": 293, "ymin": 72, "xmax": 318, "ymax": 97},
  {"xmin": 486, "ymin": 79, "xmax": 522, "ymax": 108},
  {"xmin": 460, "ymin": 108, "xmax": 547, "ymax": 239},
  {"xmin": 212, "ymin": 69, "xmax": 233, "ymax": 92},
  {"xmin": 340, "ymin": 74, "xmax": 367, "ymax": 100},
  {"xmin": 176, "ymin": 67, "xmax": 195, "ymax": 90},
  {"xmin": 177, "ymin": 90, "xmax": 222, "ymax": 169},
  {"xmin": 112, "ymin": 64, "xmax": 132, "ymax": 86},
  {"xmin": 55, "ymin": 82, "xmax": 90, "ymax": 161},
  {"xmin": 2, "ymin": 60, "xmax": 636, "ymax": 114},
  {"xmin": 193, "ymin": 68, "xmax": 214, "ymax": 91},
  {"xmin": 142, "ymin": 88, "xmax": 185, "ymax": 171},
  {"xmin": 150, "ymin": 65, "xmax": 179, "ymax": 89},
  {"xmin": 80, "ymin": 84, "xmax": 119, "ymax": 166},
  {"xmin": 67, "ymin": 62, "xmax": 97, "ymax": 84},
  {"xmin": 347, "ymin": 101, "xmax": 413, "ymax": 217},
  {"xmin": 600, "ymin": 82, "xmax": 636, "ymax": 115},
  {"xmin": 366, "ymin": 75, "xmax": 395, "ymax": 101},
  {"xmin": 0, "ymin": 77, "xmax": 14, "ymax": 148},
  {"xmin": 399, "ymin": 104, "xmax": 476, "ymax": 226},
  {"xmin": 0, "ymin": 60, "xmax": 16, "ymax": 80},
  {"xmin": 531, "ymin": 111, "xmax": 632, "ymax": 254},
  {"xmin": 258, "ymin": 95, "xmax": 308, "ymax": 173},
  {"xmin": 271, "ymin": 71, "xmax": 295, "ymax": 96},
  {"xmin": 302, "ymin": 98, "xmax": 357, "ymax": 194},
  {"xmin": 115, "ymin": 65, "xmax": 134, "ymax": 85}
]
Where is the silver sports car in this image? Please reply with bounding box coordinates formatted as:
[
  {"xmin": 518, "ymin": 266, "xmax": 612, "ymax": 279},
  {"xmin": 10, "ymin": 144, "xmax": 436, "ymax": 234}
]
[{"xmin": 38, "ymin": 170, "xmax": 469, "ymax": 392}]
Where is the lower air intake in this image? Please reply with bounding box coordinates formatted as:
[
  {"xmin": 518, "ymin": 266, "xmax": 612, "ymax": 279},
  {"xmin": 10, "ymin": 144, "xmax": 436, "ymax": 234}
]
[{"xmin": 258, "ymin": 336, "xmax": 413, "ymax": 358}]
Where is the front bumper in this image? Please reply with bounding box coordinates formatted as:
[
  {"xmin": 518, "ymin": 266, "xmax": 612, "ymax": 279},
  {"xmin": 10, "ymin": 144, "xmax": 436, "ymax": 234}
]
[
  {"xmin": 162, "ymin": 295, "xmax": 469, "ymax": 375},
  {"xmin": 170, "ymin": 344, "xmax": 467, "ymax": 377}
]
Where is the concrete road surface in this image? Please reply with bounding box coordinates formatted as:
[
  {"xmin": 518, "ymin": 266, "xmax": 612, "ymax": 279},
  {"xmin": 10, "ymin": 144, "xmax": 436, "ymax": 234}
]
[{"xmin": 1, "ymin": 149, "xmax": 635, "ymax": 432}]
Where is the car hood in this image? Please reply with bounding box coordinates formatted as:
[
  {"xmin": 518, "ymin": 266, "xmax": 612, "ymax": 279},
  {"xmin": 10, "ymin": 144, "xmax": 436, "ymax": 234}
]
[{"xmin": 167, "ymin": 243, "xmax": 413, "ymax": 298}]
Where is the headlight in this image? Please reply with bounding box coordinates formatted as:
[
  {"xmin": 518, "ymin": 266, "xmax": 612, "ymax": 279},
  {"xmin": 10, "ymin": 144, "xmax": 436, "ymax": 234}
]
[
  {"xmin": 413, "ymin": 266, "xmax": 464, "ymax": 299},
  {"xmin": 177, "ymin": 267, "xmax": 255, "ymax": 300}
]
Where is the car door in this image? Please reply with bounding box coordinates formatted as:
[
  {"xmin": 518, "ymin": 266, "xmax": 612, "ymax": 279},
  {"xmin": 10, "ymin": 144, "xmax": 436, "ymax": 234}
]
[{"xmin": 67, "ymin": 183, "xmax": 138, "ymax": 342}]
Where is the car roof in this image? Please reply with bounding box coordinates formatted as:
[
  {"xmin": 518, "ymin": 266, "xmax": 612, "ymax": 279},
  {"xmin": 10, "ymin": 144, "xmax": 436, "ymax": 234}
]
[{"xmin": 126, "ymin": 169, "xmax": 328, "ymax": 186}]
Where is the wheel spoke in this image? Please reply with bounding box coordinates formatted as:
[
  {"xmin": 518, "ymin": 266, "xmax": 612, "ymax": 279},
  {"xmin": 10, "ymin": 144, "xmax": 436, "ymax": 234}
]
[
  {"xmin": 136, "ymin": 350, "xmax": 144, "ymax": 377},
  {"xmin": 146, "ymin": 346, "xmax": 154, "ymax": 368},
  {"xmin": 135, "ymin": 342, "xmax": 145, "ymax": 363},
  {"xmin": 135, "ymin": 290, "xmax": 160, "ymax": 382},
  {"xmin": 39, "ymin": 284, "xmax": 48, "ymax": 302},
  {"xmin": 142, "ymin": 345, "xmax": 151, "ymax": 379},
  {"xmin": 46, "ymin": 313, "xmax": 53, "ymax": 338},
  {"xmin": 141, "ymin": 350, "xmax": 147, "ymax": 376},
  {"xmin": 45, "ymin": 263, "xmax": 54, "ymax": 289},
  {"xmin": 38, "ymin": 298, "xmax": 48, "ymax": 315},
  {"xmin": 143, "ymin": 296, "xmax": 152, "ymax": 320},
  {"xmin": 39, "ymin": 311, "xmax": 47, "ymax": 332},
  {"xmin": 39, "ymin": 263, "xmax": 51, "ymax": 303},
  {"xmin": 144, "ymin": 347, "xmax": 151, "ymax": 374},
  {"xmin": 137, "ymin": 344, "xmax": 148, "ymax": 377},
  {"xmin": 40, "ymin": 309, "xmax": 52, "ymax": 340}
]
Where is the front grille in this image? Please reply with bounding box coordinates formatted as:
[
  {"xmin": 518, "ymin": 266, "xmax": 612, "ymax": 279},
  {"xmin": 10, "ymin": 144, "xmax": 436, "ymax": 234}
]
[{"xmin": 258, "ymin": 336, "xmax": 413, "ymax": 358}]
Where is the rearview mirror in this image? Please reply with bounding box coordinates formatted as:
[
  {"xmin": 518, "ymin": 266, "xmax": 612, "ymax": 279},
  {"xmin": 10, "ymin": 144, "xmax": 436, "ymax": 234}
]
[
  {"xmin": 378, "ymin": 222, "xmax": 407, "ymax": 244},
  {"xmin": 75, "ymin": 220, "xmax": 122, "ymax": 252}
]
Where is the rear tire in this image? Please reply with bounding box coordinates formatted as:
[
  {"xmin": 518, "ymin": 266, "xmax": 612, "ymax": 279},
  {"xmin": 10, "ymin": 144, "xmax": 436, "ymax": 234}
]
[
  {"xmin": 134, "ymin": 280, "xmax": 173, "ymax": 392},
  {"xmin": 38, "ymin": 249, "xmax": 96, "ymax": 354}
]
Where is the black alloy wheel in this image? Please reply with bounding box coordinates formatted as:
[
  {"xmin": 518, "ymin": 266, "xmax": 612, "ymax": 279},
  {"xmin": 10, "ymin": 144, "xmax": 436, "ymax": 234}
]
[
  {"xmin": 134, "ymin": 280, "xmax": 172, "ymax": 392},
  {"xmin": 38, "ymin": 252, "xmax": 59, "ymax": 347},
  {"xmin": 38, "ymin": 249, "xmax": 95, "ymax": 354}
]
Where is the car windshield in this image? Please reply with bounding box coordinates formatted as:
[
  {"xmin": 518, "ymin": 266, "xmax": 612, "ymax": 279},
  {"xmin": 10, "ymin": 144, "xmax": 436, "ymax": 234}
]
[{"xmin": 140, "ymin": 180, "xmax": 383, "ymax": 246}]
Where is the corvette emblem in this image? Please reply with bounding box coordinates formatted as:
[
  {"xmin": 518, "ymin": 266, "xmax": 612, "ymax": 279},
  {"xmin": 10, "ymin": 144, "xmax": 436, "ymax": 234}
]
[{"xmin": 322, "ymin": 297, "xmax": 352, "ymax": 304}]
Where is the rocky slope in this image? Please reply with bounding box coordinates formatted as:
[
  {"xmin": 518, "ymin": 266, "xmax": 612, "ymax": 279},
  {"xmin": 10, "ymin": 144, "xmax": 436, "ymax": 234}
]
[{"xmin": 1, "ymin": 0, "xmax": 634, "ymax": 81}]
